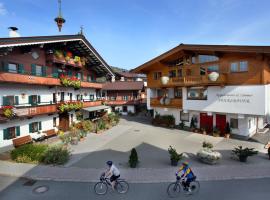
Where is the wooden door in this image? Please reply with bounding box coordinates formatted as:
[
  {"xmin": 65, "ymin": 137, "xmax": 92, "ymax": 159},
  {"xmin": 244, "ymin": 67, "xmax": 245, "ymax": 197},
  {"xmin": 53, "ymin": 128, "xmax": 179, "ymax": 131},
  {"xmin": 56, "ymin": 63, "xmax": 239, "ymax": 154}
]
[
  {"xmin": 59, "ymin": 113, "xmax": 69, "ymax": 131},
  {"xmin": 200, "ymin": 113, "xmax": 213, "ymax": 133},
  {"xmin": 216, "ymin": 114, "xmax": 226, "ymax": 135}
]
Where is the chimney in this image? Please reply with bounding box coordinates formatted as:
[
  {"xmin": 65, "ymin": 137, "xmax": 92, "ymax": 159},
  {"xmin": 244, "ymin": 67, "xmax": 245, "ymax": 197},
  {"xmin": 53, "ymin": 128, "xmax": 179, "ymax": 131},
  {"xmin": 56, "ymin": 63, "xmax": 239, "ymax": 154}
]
[{"xmin": 9, "ymin": 27, "xmax": 20, "ymax": 37}]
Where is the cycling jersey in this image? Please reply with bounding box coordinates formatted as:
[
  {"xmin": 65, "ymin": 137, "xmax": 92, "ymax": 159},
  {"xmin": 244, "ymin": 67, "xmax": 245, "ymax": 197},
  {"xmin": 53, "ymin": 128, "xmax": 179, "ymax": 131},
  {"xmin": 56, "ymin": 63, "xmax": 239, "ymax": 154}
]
[{"xmin": 178, "ymin": 165, "xmax": 194, "ymax": 179}]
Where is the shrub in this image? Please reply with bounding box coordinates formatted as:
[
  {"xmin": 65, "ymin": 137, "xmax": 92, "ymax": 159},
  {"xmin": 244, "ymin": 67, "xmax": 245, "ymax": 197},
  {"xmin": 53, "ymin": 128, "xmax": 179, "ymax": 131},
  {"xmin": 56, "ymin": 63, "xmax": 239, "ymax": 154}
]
[
  {"xmin": 232, "ymin": 146, "xmax": 258, "ymax": 162},
  {"xmin": 168, "ymin": 146, "xmax": 182, "ymax": 162},
  {"xmin": 42, "ymin": 145, "xmax": 70, "ymax": 165},
  {"xmin": 129, "ymin": 148, "xmax": 139, "ymax": 168},
  {"xmin": 11, "ymin": 144, "xmax": 48, "ymax": 164},
  {"xmin": 202, "ymin": 141, "xmax": 213, "ymax": 149},
  {"xmin": 97, "ymin": 119, "xmax": 106, "ymax": 131},
  {"xmin": 82, "ymin": 120, "xmax": 94, "ymax": 132},
  {"xmin": 179, "ymin": 121, "xmax": 185, "ymax": 130}
]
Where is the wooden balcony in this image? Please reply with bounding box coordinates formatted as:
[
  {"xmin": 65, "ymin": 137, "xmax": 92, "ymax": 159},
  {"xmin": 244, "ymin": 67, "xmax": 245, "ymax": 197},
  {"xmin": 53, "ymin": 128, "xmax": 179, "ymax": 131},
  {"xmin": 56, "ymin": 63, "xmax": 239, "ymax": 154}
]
[
  {"xmin": 46, "ymin": 54, "xmax": 83, "ymax": 69},
  {"xmin": 150, "ymin": 98, "xmax": 182, "ymax": 108},
  {"xmin": 0, "ymin": 72, "xmax": 102, "ymax": 89},
  {"xmin": 148, "ymin": 74, "xmax": 227, "ymax": 88},
  {"xmin": 14, "ymin": 104, "xmax": 57, "ymax": 117},
  {"xmin": 105, "ymin": 99, "xmax": 142, "ymax": 105},
  {"xmin": 82, "ymin": 100, "xmax": 102, "ymax": 107}
]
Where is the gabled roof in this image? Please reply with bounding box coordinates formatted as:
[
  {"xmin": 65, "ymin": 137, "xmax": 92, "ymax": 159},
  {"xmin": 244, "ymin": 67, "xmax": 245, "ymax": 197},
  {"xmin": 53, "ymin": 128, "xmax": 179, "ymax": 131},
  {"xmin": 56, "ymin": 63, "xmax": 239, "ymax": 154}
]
[
  {"xmin": 0, "ymin": 34, "xmax": 115, "ymax": 76},
  {"xmin": 115, "ymin": 71, "xmax": 146, "ymax": 78},
  {"xmin": 132, "ymin": 43, "xmax": 270, "ymax": 73},
  {"xmin": 102, "ymin": 81, "xmax": 144, "ymax": 90}
]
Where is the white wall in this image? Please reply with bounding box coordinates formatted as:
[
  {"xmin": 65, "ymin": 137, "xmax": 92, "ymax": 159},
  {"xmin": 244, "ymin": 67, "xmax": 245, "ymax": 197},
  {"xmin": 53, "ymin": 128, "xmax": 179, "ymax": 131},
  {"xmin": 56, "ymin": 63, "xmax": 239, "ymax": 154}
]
[
  {"xmin": 0, "ymin": 114, "xmax": 58, "ymax": 148},
  {"xmin": 183, "ymin": 85, "xmax": 266, "ymax": 116}
]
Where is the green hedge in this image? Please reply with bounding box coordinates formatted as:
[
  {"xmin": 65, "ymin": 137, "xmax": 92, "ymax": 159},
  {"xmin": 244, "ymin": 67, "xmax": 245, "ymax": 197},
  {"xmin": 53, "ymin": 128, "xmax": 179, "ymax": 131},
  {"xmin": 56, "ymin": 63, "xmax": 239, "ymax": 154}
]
[{"xmin": 11, "ymin": 144, "xmax": 70, "ymax": 165}]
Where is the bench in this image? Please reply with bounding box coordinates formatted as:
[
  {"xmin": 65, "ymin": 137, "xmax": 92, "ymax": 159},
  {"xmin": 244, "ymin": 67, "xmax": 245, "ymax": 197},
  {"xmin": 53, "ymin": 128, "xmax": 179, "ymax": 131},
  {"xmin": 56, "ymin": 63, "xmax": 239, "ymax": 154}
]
[
  {"xmin": 43, "ymin": 129, "xmax": 57, "ymax": 139},
  {"xmin": 12, "ymin": 135, "xmax": 33, "ymax": 148}
]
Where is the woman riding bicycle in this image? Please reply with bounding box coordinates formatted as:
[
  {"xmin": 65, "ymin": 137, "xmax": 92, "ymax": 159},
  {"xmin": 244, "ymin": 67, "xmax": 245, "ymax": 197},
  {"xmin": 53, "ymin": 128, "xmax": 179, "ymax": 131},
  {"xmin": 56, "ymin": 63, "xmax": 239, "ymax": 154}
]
[
  {"xmin": 104, "ymin": 161, "xmax": 120, "ymax": 191},
  {"xmin": 175, "ymin": 161, "xmax": 196, "ymax": 193}
]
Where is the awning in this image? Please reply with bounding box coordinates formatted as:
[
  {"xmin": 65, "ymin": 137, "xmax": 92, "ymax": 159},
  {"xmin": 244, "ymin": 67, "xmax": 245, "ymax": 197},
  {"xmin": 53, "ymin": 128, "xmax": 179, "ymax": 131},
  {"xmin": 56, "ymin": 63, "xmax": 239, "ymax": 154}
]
[{"xmin": 82, "ymin": 105, "xmax": 110, "ymax": 112}]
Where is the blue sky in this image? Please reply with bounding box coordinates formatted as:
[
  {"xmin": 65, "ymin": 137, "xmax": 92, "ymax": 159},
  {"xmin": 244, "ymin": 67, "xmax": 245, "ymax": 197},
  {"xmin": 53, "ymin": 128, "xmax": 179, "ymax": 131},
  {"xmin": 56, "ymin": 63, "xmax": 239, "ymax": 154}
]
[{"xmin": 0, "ymin": 0, "xmax": 270, "ymax": 69}]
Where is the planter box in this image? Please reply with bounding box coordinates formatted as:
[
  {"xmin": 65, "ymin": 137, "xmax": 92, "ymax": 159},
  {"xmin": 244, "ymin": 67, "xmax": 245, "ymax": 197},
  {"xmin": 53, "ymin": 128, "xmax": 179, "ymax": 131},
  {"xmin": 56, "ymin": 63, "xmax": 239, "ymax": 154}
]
[{"xmin": 197, "ymin": 148, "xmax": 222, "ymax": 165}]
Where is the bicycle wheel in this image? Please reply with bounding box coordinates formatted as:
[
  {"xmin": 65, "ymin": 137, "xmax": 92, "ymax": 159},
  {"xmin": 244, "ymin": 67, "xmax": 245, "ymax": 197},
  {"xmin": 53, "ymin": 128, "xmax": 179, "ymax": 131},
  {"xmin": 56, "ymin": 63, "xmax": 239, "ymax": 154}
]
[
  {"xmin": 188, "ymin": 181, "xmax": 200, "ymax": 195},
  {"xmin": 116, "ymin": 180, "xmax": 129, "ymax": 194},
  {"xmin": 94, "ymin": 182, "xmax": 108, "ymax": 195},
  {"xmin": 167, "ymin": 182, "xmax": 181, "ymax": 198}
]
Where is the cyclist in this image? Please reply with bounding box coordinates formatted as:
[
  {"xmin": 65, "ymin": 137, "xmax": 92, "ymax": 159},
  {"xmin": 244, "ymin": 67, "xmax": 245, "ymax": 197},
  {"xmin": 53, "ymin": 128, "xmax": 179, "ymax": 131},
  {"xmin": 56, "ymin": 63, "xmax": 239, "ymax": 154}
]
[
  {"xmin": 175, "ymin": 161, "xmax": 196, "ymax": 192},
  {"xmin": 105, "ymin": 161, "xmax": 120, "ymax": 190}
]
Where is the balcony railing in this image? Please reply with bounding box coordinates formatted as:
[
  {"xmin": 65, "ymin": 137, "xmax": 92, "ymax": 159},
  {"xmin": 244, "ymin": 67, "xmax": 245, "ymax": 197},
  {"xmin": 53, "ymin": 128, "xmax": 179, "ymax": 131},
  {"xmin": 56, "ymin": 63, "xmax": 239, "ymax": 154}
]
[
  {"xmin": 0, "ymin": 71, "xmax": 102, "ymax": 89},
  {"xmin": 0, "ymin": 100, "xmax": 103, "ymax": 122},
  {"xmin": 47, "ymin": 54, "xmax": 83, "ymax": 68},
  {"xmin": 105, "ymin": 99, "xmax": 142, "ymax": 105},
  {"xmin": 150, "ymin": 98, "xmax": 182, "ymax": 108}
]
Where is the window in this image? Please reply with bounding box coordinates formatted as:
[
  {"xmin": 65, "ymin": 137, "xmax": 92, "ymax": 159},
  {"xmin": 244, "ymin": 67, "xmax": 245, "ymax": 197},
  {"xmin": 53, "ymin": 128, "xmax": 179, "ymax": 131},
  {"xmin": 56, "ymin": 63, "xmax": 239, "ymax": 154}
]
[
  {"xmin": 29, "ymin": 95, "xmax": 40, "ymax": 105},
  {"xmin": 60, "ymin": 92, "xmax": 65, "ymax": 102},
  {"xmin": 122, "ymin": 96, "xmax": 128, "ymax": 101},
  {"xmin": 169, "ymin": 70, "xmax": 176, "ymax": 78},
  {"xmin": 157, "ymin": 89, "xmax": 165, "ymax": 98},
  {"xmin": 239, "ymin": 61, "xmax": 248, "ymax": 72},
  {"xmin": 123, "ymin": 106, "xmax": 127, "ymax": 112},
  {"xmin": 8, "ymin": 63, "xmax": 17, "ymax": 73},
  {"xmin": 187, "ymin": 88, "xmax": 207, "ymax": 100},
  {"xmin": 90, "ymin": 94, "xmax": 94, "ymax": 101},
  {"xmin": 191, "ymin": 56, "xmax": 196, "ymax": 64},
  {"xmin": 180, "ymin": 111, "xmax": 189, "ymax": 122},
  {"xmin": 53, "ymin": 117, "xmax": 57, "ymax": 127},
  {"xmin": 76, "ymin": 94, "xmax": 81, "ymax": 101},
  {"xmin": 2, "ymin": 96, "xmax": 19, "ymax": 106},
  {"xmin": 230, "ymin": 61, "xmax": 248, "ymax": 72},
  {"xmin": 3, "ymin": 127, "xmax": 20, "ymax": 140},
  {"xmin": 230, "ymin": 62, "xmax": 238, "ymax": 72},
  {"xmin": 200, "ymin": 67, "xmax": 206, "ymax": 75},
  {"xmin": 177, "ymin": 69, "xmax": 183, "ymax": 77},
  {"xmin": 230, "ymin": 118, "xmax": 238, "ymax": 129},
  {"xmin": 29, "ymin": 122, "xmax": 41, "ymax": 133},
  {"xmin": 198, "ymin": 55, "xmax": 219, "ymax": 63},
  {"xmin": 153, "ymin": 72, "xmax": 162, "ymax": 80},
  {"xmin": 174, "ymin": 88, "xmax": 182, "ymax": 98},
  {"xmin": 53, "ymin": 93, "xmax": 57, "ymax": 103},
  {"xmin": 35, "ymin": 65, "xmax": 43, "ymax": 76},
  {"xmin": 76, "ymin": 72, "xmax": 82, "ymax": 80},
  {"xmin": 207, "ymin": 65, "xmax": 219, "ymax": 72}
]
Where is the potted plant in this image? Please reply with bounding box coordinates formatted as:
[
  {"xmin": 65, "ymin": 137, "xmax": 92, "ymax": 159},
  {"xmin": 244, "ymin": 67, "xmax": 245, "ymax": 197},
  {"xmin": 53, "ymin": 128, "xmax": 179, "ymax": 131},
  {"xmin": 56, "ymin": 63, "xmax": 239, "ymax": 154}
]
[
  {"xmin": 212, "ymin": 126, "xmax": 220, "ymax": 137},
  {"xmin": 232, "ymin": 146, "xmax": 258, "ymax": 162},
  {"xmin": 200, "ymin": 127, "xmax": 207, "ymax": 135},
  {"xmin": 129, "ymin": 148, "xmax": 139, "ymax": 168},
  {"xmin": 225, "ymin": 122, "xmax": 231, "ymax": 138},
  {"xmin": 197, "ymin": 141, "xmax": 221, "ymax": 165},
  {"xmin": 70, "ymin": 126, "xmax": 79, "ymax": 145},
  {"xmin": 168, "ymin": 146, "xmax": 182, "ymax": 166},
  {"xmin": 179, "ymin": 121, "xmax": 185, "ymax": 130}
]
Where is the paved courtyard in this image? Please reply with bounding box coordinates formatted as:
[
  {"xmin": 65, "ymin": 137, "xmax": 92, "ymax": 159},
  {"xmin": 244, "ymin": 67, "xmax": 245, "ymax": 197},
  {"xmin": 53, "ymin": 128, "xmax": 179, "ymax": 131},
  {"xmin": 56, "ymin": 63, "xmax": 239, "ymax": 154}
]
[{"xmin": 68, "ymin": 115, "xmax": 267, "ymax": 169}]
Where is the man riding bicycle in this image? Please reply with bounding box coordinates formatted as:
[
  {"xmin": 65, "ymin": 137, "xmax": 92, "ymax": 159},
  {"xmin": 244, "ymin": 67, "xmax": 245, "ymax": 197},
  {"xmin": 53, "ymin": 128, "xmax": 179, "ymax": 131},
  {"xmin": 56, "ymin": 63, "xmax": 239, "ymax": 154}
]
[
  {"xmin": 104, "ymin": 161, "xmax": 120, "ymax": 190},
  {"xmin": 175, "ymin": 161, "xmax": 196, "ymax": 192}
]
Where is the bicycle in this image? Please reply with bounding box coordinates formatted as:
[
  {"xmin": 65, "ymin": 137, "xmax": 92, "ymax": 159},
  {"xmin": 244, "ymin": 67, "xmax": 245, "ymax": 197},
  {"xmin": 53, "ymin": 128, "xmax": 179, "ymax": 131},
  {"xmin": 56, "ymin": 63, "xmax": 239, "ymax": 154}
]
[
  {"xmin": 167, "ymin": 176, "xmax": 200, "ymax": 198},
  {"xmin": 94, "ymin": 173, "xmax": 129, "ymax": 195}
]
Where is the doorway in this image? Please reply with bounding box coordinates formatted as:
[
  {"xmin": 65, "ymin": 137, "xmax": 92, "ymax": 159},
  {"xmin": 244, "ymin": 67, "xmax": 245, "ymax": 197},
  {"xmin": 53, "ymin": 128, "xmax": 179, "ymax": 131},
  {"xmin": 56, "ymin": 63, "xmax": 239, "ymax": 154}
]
[
  {"xmin": 200, "ymin": 113, "xmax": 213, "ymax": 133},
  {"xmin": 216, "ymin": 114, "xmax": 226, "ymax": 135},
  {"xmin": 59, "ymin": 113, "xmax": 69, "ymax": 131}
]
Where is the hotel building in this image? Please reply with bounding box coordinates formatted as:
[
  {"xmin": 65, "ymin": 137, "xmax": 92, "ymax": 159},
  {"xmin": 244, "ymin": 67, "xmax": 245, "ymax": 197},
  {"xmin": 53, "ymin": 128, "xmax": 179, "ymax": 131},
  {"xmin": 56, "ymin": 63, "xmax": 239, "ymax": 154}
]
[{"xmin": 133, "ymin": 44, "xmax": 270, "ymax": 139}]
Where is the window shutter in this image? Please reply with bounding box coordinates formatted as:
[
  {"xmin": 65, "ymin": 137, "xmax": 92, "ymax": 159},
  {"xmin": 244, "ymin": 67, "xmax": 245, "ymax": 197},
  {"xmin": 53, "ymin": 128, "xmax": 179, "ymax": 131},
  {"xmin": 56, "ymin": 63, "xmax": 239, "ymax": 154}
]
[
  {"xmin": 16, "ymin": 126, "xmax": 20, "ymax": 137},
  {"xmin": 52, "ymin": 67, "xmax": 58, "ymax": 78},
  {"xmin": 76, "ymin": 72, "xmax": 79, "ymax": 79},
  {"xmin": 68, "ymin": 70, "xmax": 72, "ymax": 77},
  {"xmin": 38, "ymin": 122, "xmax": 42, "ymax": 130},
  {"xmin": 18, "ymin": 64, "xmax": 24, "ymax": 74},
  {"xmin": 3, "ymin": 129, "xmax": 8, "ymax": 140},
  {"xmin": 2, "ymin": 96, "xmax": 8, "ymax": 106},
  {"xmin": 42, "ymin": 66, "xmax": 47, "ymax": 77},
  {"xmin": 38, "ymin": 96, "xmax": 41, "ymax": 103},
  {"xmin": 28, "ymin": 95, "xmax": 33, "ymax": 105},
  {"xmin": 31, "ymin": 64, "xmax": 36, "ymax": 75},
  {"xmin": 29, "ymin": 123, "xmax": 33, "ymax": 133},
  {"xmin": 15, "ymin": 96, "xmax": 19, "ymax": 105},
  {"xmin": 81, "ymin": 72, "xmax": 84, "ymax": 81},
  {"xmin": 2, "ymin": 61, "xmax": 8, "ymax": 72}
]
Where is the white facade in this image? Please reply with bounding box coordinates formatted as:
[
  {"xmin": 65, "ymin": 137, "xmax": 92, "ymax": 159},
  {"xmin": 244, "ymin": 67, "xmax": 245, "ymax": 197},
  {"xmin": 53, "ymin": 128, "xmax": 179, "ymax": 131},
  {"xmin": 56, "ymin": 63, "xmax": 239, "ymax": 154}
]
[
  {"xmin": 114, "ymin": 105, "xmax": 135, "ymax": 115},
  {"xmin": 149, "ymin": 85, "xmax": 270, "ymax": 138}
]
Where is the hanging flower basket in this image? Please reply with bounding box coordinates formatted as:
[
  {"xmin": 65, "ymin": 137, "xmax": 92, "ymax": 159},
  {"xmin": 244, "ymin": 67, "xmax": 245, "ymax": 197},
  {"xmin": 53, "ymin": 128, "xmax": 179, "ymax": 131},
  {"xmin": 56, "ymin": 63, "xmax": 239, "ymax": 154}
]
[{"xmin": 58, "ymin": 101, "xmax": 83, "ymax": 113}]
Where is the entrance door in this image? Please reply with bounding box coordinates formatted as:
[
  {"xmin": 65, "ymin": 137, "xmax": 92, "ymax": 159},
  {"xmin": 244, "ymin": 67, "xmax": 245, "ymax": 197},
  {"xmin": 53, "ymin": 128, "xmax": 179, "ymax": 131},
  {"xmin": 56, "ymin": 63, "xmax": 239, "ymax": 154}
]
[
  {"xmin": 59, "ymin": 113, "xmax": 70, "ymax": 131},
  {"xmin": 216, "ymin": 114, "xmax": 226, "ymax": 135},
  {"xmin": 200, "ymin": 113, "xmax": 213, "ymax": 133}
]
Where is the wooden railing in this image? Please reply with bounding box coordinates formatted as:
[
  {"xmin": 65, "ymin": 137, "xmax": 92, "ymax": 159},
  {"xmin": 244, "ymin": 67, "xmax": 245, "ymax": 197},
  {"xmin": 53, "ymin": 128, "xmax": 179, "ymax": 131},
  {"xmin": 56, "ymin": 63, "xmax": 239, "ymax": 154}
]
[
  {"xmin": 0, "ymin": 71, "xmax": 102, "ymax": 89},
  {"xmin": 105, "ymin": 99, "xmax": 141, "ymax": 105},
  {"xmin": 150, "ymin": 98, "xmax": 182, "ymax": 108}
]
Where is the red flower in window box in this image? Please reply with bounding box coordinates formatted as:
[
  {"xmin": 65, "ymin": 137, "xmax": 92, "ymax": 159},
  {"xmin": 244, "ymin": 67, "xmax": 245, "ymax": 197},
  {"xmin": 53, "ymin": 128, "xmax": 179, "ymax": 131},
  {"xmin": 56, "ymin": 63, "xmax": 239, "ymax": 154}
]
[{"xmin": 1, "ymin": 105, "xmax": 15, "ymax": 118}]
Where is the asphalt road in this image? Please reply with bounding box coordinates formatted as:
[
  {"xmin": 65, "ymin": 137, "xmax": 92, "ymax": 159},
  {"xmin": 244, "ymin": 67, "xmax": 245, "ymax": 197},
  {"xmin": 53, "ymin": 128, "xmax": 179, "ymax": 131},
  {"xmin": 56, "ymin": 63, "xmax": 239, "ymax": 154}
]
[{"xmin": 0, "ymin": 175, "xmax": 270, "ymax": 200}]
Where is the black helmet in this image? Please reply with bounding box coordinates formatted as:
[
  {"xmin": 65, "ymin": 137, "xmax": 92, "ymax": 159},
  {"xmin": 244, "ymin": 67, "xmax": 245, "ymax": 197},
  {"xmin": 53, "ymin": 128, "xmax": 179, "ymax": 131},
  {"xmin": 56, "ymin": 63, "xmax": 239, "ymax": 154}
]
[{"xmin": 106, "ymin": 161, "xmax": 113, "ymax": 166}]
